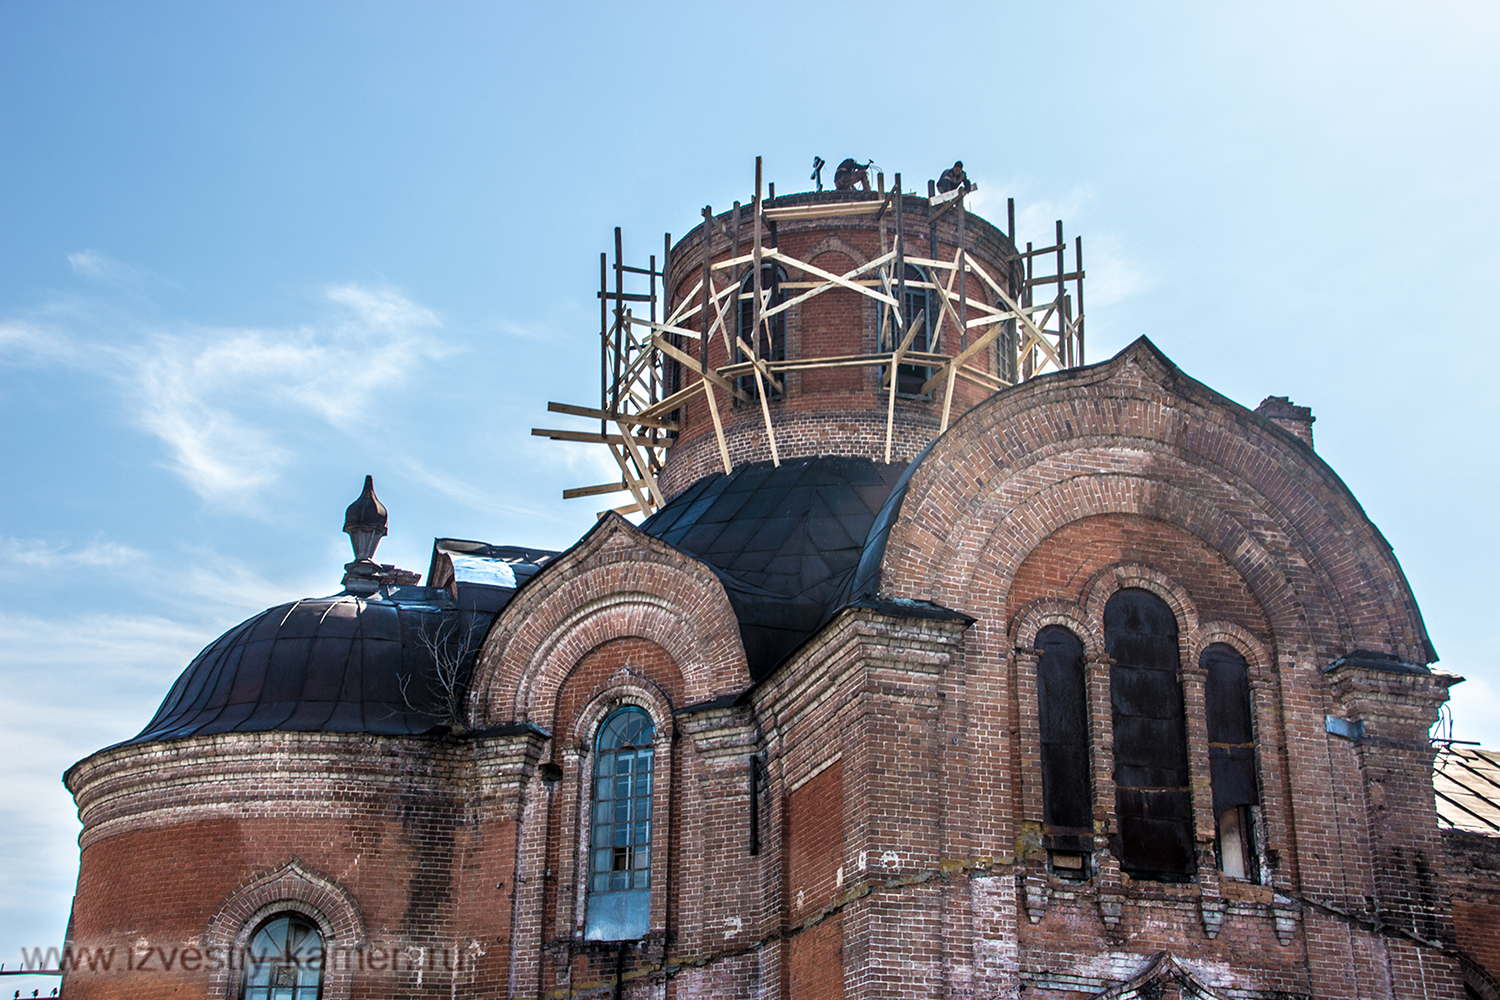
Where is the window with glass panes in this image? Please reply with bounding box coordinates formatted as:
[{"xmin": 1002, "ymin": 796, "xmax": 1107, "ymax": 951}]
[
  {"xmin": 584, "ymin": 706, "xmax": 655, "ymax": 940},
  {"xmin": 241, "ymin": 913, "xmax": 323, "ymax": 1000}
]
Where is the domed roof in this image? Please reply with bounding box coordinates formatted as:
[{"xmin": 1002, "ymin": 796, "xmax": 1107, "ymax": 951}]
[
  {"xmin": 130, "ymin": 587, "xmax": 471, "ymax": 744},
  {"xmin": 125, "ymin": 477, "xmax": 558, "ymax": 746},
  {"xmin": 639, "ymin": 455, "xmax": 910, "ymax": 677}
]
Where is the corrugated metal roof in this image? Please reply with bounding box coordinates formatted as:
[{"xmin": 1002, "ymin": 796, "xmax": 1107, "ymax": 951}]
[{"xmin": 1434, "ymin": 745, "xmax": 1500, "ymax": 835}]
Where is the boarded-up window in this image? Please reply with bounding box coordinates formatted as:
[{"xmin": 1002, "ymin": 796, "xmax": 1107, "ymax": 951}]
[
  {"xmin": 1106, "ymin": 588, "xmax": 1195, "ymax": 879},
  {"xmin": 1203, "ymin": 643, "xmax": 1259, "ymax": 879},
  {"xmin": 785, "ymin": 761, "xmax": 844, "ymax": 999},
  {"xmin": 1036, "ymin": 625, "xmax": 1092, "ymax": 853}
]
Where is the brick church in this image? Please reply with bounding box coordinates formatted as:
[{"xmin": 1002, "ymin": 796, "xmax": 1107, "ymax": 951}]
[{"xmin": 61, "ymin": 165, "xmax": 1499, "ymax": 999}]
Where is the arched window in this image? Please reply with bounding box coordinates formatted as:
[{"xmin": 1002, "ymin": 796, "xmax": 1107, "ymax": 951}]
[
  {"xmin": 584, "ymin": 706, "xmax": 656, "ymax": 940},
  {"xmin": 736, "ymin": 264, "xmax": 787, "ymax": 398},
  {"xmin": 1036, "ymin": 625, "xmax": 1092, "ymax": 876},
  {"xmin": 882, "ymin": 263, "xmax": 934, "ymax": 395},
  {"xmin": 1105, "ymin": 588, "xmax": 1195, "ymax": 880},
  {"xmin": 242, "ymin": 913, "xmax": 323, "ymax": 1000},
  {"xmin": 1202, "ymin": 643, "xmax": 1260, "ymax": 880}
]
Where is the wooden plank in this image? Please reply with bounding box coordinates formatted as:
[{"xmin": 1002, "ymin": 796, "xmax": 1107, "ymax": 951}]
[
  {"xmin": 1024, "ymin": 269, "xmax": 1085, "ymax": 287},
  {"xmin": 547, "ymin": 401, "xmax": 679, "ymax": 431},
  {"xmin": 532, "ymin": 427, "xmax": 670, "ymax": 448},
  {"xmin": 702, "ymin": 373, "xmax": 732, "ymax": 474},
  {"xmin": 616, "ymin": 419, "xmax": 666, "ymax": 510},
  {"xmin": 955, "ymin": 365, "xmax": 1005, "ymax": 391},
  {"xmin": 928, "ymin": 183, "xmax": 975, "ymax": 208},
  {"xmin": 757, "ymin": 248, "xmax": 898, "ymax": 320},
  {"xmin": 624, "ymin": 313, "xmax": 701, "ymax": 341},
  {"xmin": 885, "ymin": 308, "xmax": 924, "ymax": 462},
  {"xmin": 939, "ymin": 362, "xmax": 958, "ymax": 431},
  {"xmin": 734, "ymin": 334, "xmax": 785, "ymax": 395},
  {"xmin": 665, "ymin": 277, "xmax": 702, "ymax": 326},
  {"xmin": 637, "ymin": 379, "xmax": 704, "ymax": 420},
  {"xmin": 563, "ymin": 480, "xmax": 631, "ymax": 499},
  {"xmin": 965, "ymin": 255, "xmax": 1064, "ymax": 371},
  {"xmin": 920, "ymin": 320, "xmax": 1008, "ymax": 395},
  {"xmin": 605, "ymin": 440, "xmax": 653, "ymax": 515},
  {"xmin": 761, "ymin": 200, "xmax": 884, "ymax": 222},
  {"xmin": 652, "ymin": 334, "xmax": 751, "ymax": 402}
]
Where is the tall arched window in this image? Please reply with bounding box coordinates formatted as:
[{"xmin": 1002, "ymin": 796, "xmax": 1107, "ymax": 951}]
[
  {"xmin": 242, "ymin": 913, "xmax": 323, "ymax": 1000},
  {"xmin": 736, "ymin": 264, "xmax": 787, "ymax": 398},
  {"xmin": 1036, "ymin": 625, "xmax": 1092, "ymax": 876},
  {"xmin": 1105, "ymin": 588, "xmax": 1195, "ymax": 880},
  {"xmin": 1202, "ymin": 643, "xmax": 1260, "ymax": 880},
  {"xmin": 584, "ymin": 706, "xmax": 656, "ymax": 940},
  {"xmin": 882, "ymin": 263, "xmax": 934, "ymax": 395}
]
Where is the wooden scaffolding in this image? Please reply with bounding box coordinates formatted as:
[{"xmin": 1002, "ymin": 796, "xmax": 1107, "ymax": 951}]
[{"xmin": 533, "ymin": 157, "xmax": 1086, "ymax": 518}]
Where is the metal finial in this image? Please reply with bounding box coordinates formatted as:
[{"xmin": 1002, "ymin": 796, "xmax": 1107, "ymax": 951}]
[
  {"xmin": 341, "ymin": 475, "xmax": 387, "ymax": 595},
  {"xmin": 343, "ymin": 475, "xmax": 388, "ymax": 562}
]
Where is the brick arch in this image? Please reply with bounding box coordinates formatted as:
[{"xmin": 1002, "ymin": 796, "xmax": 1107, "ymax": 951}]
[
  {"xmin": 884, "ymin": 337, "xmax": 1432, "ymax": 664},
  {"xmin": 471, "ymin": 514, "xmax": 748, "ymax": 730},
  {"xmin": 919, "ymin": 470, "xmax": 1319, "ymax": 663},
  {"xmin": 204, "ymin": 859, "xmax": 364, "ymax": 1000},
  {"xmin": 801, "ymin": 233, "xmax": 869, "ymax": 266},
  {"xmin": 1009, "ymin": 597, "xmax": 1103, "ymax": 658},
  {"xmin": 1079, "ymin": 560, "xmax": 1205, "ymax": 640}
]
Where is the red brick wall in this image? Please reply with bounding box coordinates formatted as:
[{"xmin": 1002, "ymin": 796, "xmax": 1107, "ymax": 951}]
[
  {"xmin": 657, "ymin": 200, "xmax": 1019, "ymax": 500},
  {"xmin": 1008, "ymin": 513, "xmax": 1271, "ymax": 637},
  {"xmin": 1438, "ymin": 820, "xmax": 1499, "ymax": 994},
  {"xmin": 786, "ymin": 760, "xmax": 844, "ymax": 1000}
]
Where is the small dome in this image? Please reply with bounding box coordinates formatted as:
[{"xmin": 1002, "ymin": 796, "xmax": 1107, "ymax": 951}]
[{"xmin": 130, "ymin": 588, "xmax": 471, "ymax": 744}]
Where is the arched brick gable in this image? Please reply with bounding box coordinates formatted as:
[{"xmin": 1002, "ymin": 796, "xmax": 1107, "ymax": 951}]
[
  {"xmin": 471, "ymin": 514, "xmax": 749, "ymax": 729},
  {"xmin": 204, "ymin": 859, "xmax": 365, "ymax": 1000},
  {"xmin": 881, "ymin": 337, "xmax": 1433, "ymax": 666}
]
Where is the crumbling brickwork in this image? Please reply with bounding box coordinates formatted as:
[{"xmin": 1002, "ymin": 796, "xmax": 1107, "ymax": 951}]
[{"xmin": 62, "ymin": 211, "xmax": 1480, "ymax": 999}]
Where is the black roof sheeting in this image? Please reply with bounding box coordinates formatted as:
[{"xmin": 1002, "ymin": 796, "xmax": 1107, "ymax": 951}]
[
  {"xmin": 640, "ymin": 456, "xmax": 909, "ymax": 679},
  {"xmin": 128, "ymin": 587, "xmax": 500, "ymax": 745}
]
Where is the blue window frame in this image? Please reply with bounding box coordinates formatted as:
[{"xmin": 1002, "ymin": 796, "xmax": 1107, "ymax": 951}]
[{"xmin": 584, "ymin": 706, "xmax": 656, "ymax": 940}]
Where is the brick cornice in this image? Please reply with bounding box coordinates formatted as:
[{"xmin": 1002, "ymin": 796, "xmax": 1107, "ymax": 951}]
[{"xmin": 67, "ymin": 730, "xmax": 537, "ymax": 849}]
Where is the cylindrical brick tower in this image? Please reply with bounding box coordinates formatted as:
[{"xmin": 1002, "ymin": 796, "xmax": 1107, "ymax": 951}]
[
  {"xmin": 657, "ymin": 188, "xmax": 1026, "ymax": 497},
  {"xmin": 537, "ymin": 160, "xmax": 1083, "ymax": 515}
]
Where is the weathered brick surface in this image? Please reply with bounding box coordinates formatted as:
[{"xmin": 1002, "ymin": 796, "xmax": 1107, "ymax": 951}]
[
  {"xmin": 657, "ymin": 197, "xmax": 1019, "ymax": 499},
  {"xmin": 63, "ymin": 214, "xmax": 1476, "ymax": 999}
]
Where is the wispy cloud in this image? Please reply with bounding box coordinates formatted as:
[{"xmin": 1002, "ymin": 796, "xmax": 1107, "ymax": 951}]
[
  {"xmin": 68, "ymin": 248, "xmax": 147, "ymax": 286},
  {"xmin": 0, "ymin": 537, "xmax": 145, "ymax": 571},
  {"xmin": 3, "ymin": 271, "xmax": 452, "ymax": 510}
]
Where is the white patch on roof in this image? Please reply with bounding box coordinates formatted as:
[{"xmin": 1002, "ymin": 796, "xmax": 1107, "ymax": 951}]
[{"xmin": 449, "ymin": 553, "xmax": 517, "ymax": 588}]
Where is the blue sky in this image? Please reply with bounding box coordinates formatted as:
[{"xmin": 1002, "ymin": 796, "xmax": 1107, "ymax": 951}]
[{"xmin": 3, "ymin": 0, "xmax": 1497, "ymax": 964}]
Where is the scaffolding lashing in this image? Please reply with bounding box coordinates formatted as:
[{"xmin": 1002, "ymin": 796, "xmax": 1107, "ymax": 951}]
[{"xmin": 535, "ymin": 157, "xmax": 1087, "ymax": 518}]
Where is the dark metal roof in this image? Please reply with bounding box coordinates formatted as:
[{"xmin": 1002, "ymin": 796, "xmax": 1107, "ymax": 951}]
[
  {"xmin": 639, "ymin": 455, "xmax": 909, "ymax": 679},
  {"xmin": 1435, "ymin": 745, "xmax": 1500, "ymax": 835},
  {"xmin": 128, "ymin": 586, "xmax": 488, "ymax": 744},
  {"xmin": 127, "ymin": 533, "xmax": 560, "ymax": 746}
]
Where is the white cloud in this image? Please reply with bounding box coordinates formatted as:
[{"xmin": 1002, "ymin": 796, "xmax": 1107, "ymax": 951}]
[
  {"xmin": 0, "ymin": 538, "xmax": 145, "ymax": 571},
  {"xmin": 108, "ymin": 283, "xmax": 447, "ymax": 507},
  {"xmin": 67, "ymin": 248, "xmax": 142, "ymax": 285},
  {"xmin": 6, "ymin": 268, "xmax": 452, "ymax": 511}
]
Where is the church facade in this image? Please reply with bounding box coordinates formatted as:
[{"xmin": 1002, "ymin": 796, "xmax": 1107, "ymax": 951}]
[{"xmin": 60, "ymin": 180, "xmax": 1498, "ymax": 999}]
